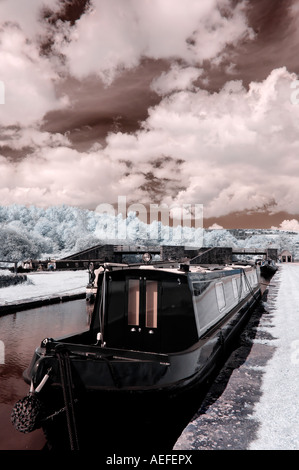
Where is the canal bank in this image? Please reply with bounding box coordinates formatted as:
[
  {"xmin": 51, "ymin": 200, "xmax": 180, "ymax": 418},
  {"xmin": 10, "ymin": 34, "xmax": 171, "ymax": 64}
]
[
  {"xmin": 0, "ymin": 270, "xmax": 87, "ymax": 315},
  {"xmin": 0, "ymin": 292, "xmax": 86, "ymax": 315}
]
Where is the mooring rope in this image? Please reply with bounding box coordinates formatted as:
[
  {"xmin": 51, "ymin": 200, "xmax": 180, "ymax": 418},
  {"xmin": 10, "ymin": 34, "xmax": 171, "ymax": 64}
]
[
  {"xmin": 242, "ymin": 269, "xmax": 260, "ymax": 303},
  {"xmin": 56, "ymin": 348, "xmax": 80, "ymax": 450}
]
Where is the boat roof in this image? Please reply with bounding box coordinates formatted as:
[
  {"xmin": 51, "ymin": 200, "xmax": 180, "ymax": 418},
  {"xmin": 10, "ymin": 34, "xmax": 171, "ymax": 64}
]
[{"xmin": 100, "ymin": 261, "xmax": 255, "ymax": 278}]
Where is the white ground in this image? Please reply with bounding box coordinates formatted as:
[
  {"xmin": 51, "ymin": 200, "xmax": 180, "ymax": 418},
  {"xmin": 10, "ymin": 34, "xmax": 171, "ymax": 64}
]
[{"xmin": 248, "ymin": 263, "xmax": 299, "ymax": 450}]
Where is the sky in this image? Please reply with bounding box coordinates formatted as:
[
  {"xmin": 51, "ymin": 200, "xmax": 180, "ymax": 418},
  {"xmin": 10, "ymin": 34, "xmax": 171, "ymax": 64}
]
[{"xmin": 1, "ymin": 0, "xmax": 299, "ymax": 229}]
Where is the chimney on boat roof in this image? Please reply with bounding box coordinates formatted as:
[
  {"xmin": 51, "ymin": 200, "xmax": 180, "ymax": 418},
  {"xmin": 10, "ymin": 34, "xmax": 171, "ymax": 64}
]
[{"xmin": 179, "ymin": 264, "xmax": 190, "ymax": 273}]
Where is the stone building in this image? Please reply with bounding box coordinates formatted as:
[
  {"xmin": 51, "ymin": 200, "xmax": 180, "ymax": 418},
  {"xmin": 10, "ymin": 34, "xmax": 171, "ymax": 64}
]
[{"xmin": 279, "ymin": 250, "xmax": 292, "ymax": 263}]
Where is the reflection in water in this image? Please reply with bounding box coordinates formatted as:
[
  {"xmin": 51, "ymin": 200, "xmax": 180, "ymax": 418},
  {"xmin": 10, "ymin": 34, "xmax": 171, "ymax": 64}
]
[{"xmin": 0, "ymin": 299, "xmax": 91, "ymax": 450}]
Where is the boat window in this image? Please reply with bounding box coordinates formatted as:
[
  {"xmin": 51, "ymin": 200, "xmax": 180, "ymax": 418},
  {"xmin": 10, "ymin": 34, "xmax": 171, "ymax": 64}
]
[
  {"xmin": 192, "ymin": 281, "xmax": 211, "ymax": 296},
  {"xmin": 160, "ymin": 277, "xmax": 198, "ymax": 352},
  {"xmin": 128, "ymin": 279, "xmax": 140, "ymax": 325},
  {"xmin": 146, "ymin": 281, "xmax": 158, "ymax": 328},
  {"xmin": 215, "ymin": 282, "xmax": 226, "ymax": 311},
  {"xmin": 232, "ymin": 278, "xmax": 238, "ymax": 299}
]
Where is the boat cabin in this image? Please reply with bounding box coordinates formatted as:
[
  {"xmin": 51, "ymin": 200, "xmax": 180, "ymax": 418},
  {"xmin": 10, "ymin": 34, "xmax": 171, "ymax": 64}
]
[{"xmin": 90, "ymin": 263, "xmax": 259, "ymax": 355}]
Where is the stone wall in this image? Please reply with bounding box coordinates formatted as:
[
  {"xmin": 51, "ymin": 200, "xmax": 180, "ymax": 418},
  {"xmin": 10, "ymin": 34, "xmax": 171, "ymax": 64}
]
[
  {"xmin": 160, "ymin": 246, "xmax": 203, "ymax": 261},
  {"xmin": 160, "ymin": 245, "xmax": 186, "ymax": 261},
  {"xmin": 266, "ymin": 248, "xmax": 278, "ymax": 261},
  {"xmin": 190, "ymin": 247, "xmax": 233, "ymax": 265},
  {"xmin": 63, "ymin": 244, "xmax": 115, "ymax": 262}
]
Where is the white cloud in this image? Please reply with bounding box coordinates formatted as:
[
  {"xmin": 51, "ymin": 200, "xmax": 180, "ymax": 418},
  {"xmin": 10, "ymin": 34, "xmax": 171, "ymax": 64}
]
[
  {"xmin": 2, "ymin": 66, "xmax": 299, "ymax": 215},
  {"xmin": 58, "ymin": 0, "xmax": 254, "ymax": 85},
  {"xmin": 1, "ymin": 1, "xmax": 298, "ymax": 221},
  {"xmin": 272, "ymin": 220, "xmax": 299, "ymax": 232},
  {"xmin": 150, "ymin": 63, "xmax": 202, "ymax": 95},
  {"xmin": 0, "ymin": 127, "xmax": 70, "ymax": 150},
  {"xmin": 0, "ymin": 0, "xmax": 60, "ymax": 39},
  {"xmin": 0, "ymin": 22, "xmax": 68, "ymax": 127},
  {"xmin": 0, "ymin": 144, "xmax": 130, "ymax": 208},
  {"xmin": 103, "ymin": 67, "xmax": 299, "ymax": 217}
]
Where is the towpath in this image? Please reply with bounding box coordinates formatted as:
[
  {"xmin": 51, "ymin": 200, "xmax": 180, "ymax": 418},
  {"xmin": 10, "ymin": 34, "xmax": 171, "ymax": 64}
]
[
  {"xmin": 0, "ymin": 270, "xmax": 87, "ymax": 314},
  {"xmin": 174, "ymin": 263, "xmax": 299, "ymax": 450}
]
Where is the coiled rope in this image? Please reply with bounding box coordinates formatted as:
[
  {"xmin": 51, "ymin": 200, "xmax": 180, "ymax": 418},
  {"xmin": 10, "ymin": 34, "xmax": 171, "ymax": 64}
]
[{"xmin": 242, "ymin": 269, "xmax": 260, "ymax": 303}]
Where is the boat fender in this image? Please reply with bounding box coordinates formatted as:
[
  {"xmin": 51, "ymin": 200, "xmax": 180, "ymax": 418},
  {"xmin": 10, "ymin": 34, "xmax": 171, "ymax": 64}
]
[
  {"xmin": 11, "ymin": 393, "xmax": 45, "ymax": 433},
  {"xmin": 11, "ymin": 368, "xmax": 52, "ymax": 433}
]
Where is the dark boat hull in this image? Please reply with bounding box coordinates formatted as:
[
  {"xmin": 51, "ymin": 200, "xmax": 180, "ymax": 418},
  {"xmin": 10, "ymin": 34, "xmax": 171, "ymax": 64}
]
[
  {"xmin": 260, "ymin": 262, "xmax": 278, "ymax": 279},
  {"xmin": 22, "ymin": 286, "xmax": 260, "ymax": 451}
]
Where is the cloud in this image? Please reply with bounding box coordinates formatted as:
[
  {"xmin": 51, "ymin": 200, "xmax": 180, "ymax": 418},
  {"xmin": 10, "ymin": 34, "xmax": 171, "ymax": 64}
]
[
  {"xmin": 58, "ymin": 0, "xmax": 254, "ymax": 85},
  {"xmin": 150, "ymin": 63, "xmax": 203, "ymax": 95},
  {"xmin": 0, "ymin": 21, "xmax": 68, "ymax": 127},
  {"xmin": 102, "ymin": 66, "xmax": 299, "ymax": 217},
  {"xmin": 1, "ymin": 0, "xmax": 299, "ymax": 225},
  {"xmin": 1, "ymin": 65, "xmax": 299, "ymax": 216},
  {"xmin": 0, "ymin": 0, "xmax": 60, "ymax": 38},
  {"xmin": 0, "ymin": 143, "xmax": 132, "ymax": 208},
  {"xmin": 0, "ymin": 127, "xmax": 70, "ymax": 151},
  {"xmin": 272, "ymin": 219, "xmax": 299, "ymax": 232}
]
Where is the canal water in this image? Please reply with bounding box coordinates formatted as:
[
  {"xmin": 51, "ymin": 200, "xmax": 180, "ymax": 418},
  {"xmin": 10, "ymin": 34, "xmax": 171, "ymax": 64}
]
[{"xmin": 0, "ymin": 299, "xmax": 91, "ymax": 450}]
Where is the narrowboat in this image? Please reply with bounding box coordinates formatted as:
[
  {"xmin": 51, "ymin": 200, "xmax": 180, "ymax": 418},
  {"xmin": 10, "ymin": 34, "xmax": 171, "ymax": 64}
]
[
  {"xmin": 260, "ymin": 259, "xmax": 278, "ymax": 279},
  {"xmin": 12, "ymin": 255, "xmax": 261, "ymax": 451}
]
